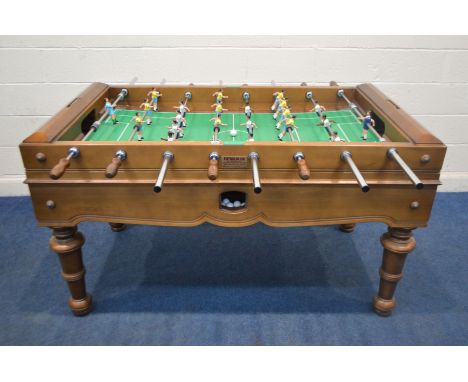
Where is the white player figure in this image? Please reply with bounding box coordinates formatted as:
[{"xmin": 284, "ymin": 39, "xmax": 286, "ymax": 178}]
[
  {"xmin": 316, "ymin": 114, "xmax": 336, "ymax": 140},
  {"xmin": 331, "ymin": 131, "xmax": 345, "ymax": 142},
  {"xmin": 312, "ymin": 101, "xmax": 326, "ymax": 118},
  {"xmin": 240, "ymin": 117, "xmax": 257, "ymax": 141},
  {"xmin": 173, "ymin": 101, "xmax": 191, "ymax": 128},
  {"xmin": 244, "ymin": 103, "xmax": 252, "ymax": 118}
]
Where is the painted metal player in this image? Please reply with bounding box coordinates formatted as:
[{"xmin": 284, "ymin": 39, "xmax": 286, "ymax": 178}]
[
  {"xmin": 316, "ymin": 114, "xmax": 336, "ymax": 140},
  {"xmin": 360, "ymin": 111, "xmax": 376, "ymax": 141},
  {"xmin": 173, "ymin": 101, "xmax": 191, "ymax": 128},
  {"xmin": 104, "ymin": 98, "xmax": 118, "ymax": 125},
  {"xmin": 209, "ymin": 116, "xmax": 228, "ymax": 141},
  {"xmin": 331, "ymin": 131, "xmax": 345, "ymax": 142},
  {"xmin": 173, "ymin": 101, "xmax": 191, "ymax": 118},
  {"xmin": 212, "ymin": 89, "xmax": 228, "ymax": 104},
  {"xmin": 275, "ymin": 106, "xmax": 292, "ymax": 130},
  {"xmin": 271, "ymin": 90, "xmax": 285, "ymax": 112},
  {"xmin": 175, "ymin": 110, "xmax": 185, "ymax": 129},
  {"xmin": 165, "ymin": 119, "xmax": 184, "ymax": 140},
  {"xmin": 211, "ymin": 102, "xmax": 228, "ymax": 118},
  {"xmin": 139, "ymin": 98, "xmax": 153, "ymax": 125},
  {"xmin": 278, "ymin": 115, "xmax": 298, "ymax": 141},
  {"xmin": 244, "ymin": 103, "xmax": 252, "ymax": 118},
  {"xmin": 273, "ymin": 98, "xmax": 288, "ymax": 120},
  {"xmin": 311, "ymin": 100, "xmax": 326, "ymax": 118},
  {"xmin": 240, "ymin": 117, "xmax": 257, "ymax": 142},
  {"xmin": 147, "ymin": 88, "xmax": 162, "ymax": 111},
  {"xmin": 129, "ymin": 112, "xmax": 144, "ymax": 141}
]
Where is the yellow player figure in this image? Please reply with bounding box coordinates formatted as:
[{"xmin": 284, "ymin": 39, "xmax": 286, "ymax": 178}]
[
  {"xmin": 212, "ymin": 89, "xmax": 228, "ymax": 104},
  {"xmin": 147, "ymin": 88, "xmax": 162, "ymax": 111},
  {"xmin": 209, "ymin": 116, "xmax": 227, "ymax": 141},
  {"xmin": 275, "ymin": 107, "xmax": 292, "ymax": 130},
  {"xmin": 139, "ymin": 98, "xmax": 153, "ymax": 125},
  {"xmin": 211, "ymin": 102, "xmax": 228, "ymax": 118},
  {"xmin": 271, "ymin": 90, "xmax": 285, "ymax": 111},
  {"xmin": 278, "ymin": 115, "xmax": 298, "ymax": 141},
  {"xmin": 273, "ymin": 98, "xmax": 288, "ymax": 120},
  {"xmin": 129, "ymin": 112, "xmax": 144, "ymax": 141}
]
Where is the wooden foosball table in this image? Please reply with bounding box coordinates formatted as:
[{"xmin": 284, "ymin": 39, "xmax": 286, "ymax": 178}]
[{"xmin": 19, "ymin": 81, "xmax": 446, "ymax": 316}]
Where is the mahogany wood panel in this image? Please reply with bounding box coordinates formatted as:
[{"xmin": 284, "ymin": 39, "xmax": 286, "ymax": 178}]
[
  {"xmin": 30, "ymin": 182, "xmax": 437, "ymax": 228},
  {"xmin": 20, "ymin": 142, "xmax": 446, "ymax": 172},
  {"xmin": 108, "ymin": 85, "xmax": 353, "ymax": 114}
]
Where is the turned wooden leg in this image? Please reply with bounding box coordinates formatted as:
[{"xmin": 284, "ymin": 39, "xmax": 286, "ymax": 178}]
[
  {"xmin": 49, "ymin": 226, "xmax": 92, "ymax": 316},
  {"xmin": 109, "ymin": 223, "xmax": 126, "ymax": 232},
  {"xmin": 339, "ymin": 223, "xmax": 356, "ymax": 233},
  {"xmin": 373, "ymin": 227, "xmax": 416, "ymax": 316}
]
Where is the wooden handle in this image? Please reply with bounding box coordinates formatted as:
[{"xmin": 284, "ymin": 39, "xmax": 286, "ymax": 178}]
[
  {"xmin": 296, "ymin": 158, "xmax": 310, "ymax": 180},
  {"xmin": 49, "ymin": 158, "xmax": 70, "ymax": 180},
  {"xmin": 105, "ymin": 157, "xmax": 122, "ymax": 178},
  {"xmin": 207, "ymin": 159, "xmax": 218, "ymax": 180}
]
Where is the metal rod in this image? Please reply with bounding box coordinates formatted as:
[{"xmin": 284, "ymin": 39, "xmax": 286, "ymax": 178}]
[
  {"xmin": 248, "ymin": 152, "xmax": 261, "ymax": 193},
  {"xmin": 341, "ymin": 151, "xmax": 370, "ymax": 192},
  {"xmin": 154, "ymin": 151, "xmax": 174, "ymax": 193},
  {"xmin": 387, "ymin": 148, "xmax": 424, "ymax": 189}
]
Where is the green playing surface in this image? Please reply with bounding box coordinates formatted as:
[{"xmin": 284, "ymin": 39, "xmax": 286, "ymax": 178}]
[{"xmin": 86, "ymin": 109, "xmax": 380, "ymax": 143}]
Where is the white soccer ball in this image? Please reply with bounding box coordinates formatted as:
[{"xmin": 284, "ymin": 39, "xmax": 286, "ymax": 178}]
[
  {"xmin": 305, "ymin": 91, "xmax": 313, "ymax": 100},
  {"xmin": 233, "ymin": 201, "xmax": 241, "ymax": 208},
  {"xmin": 222, "ymin": 198, "xmax": 230, "ymax": 206},
  {"xmin": 227, "ymin": 202, "xmax": 234, "ymax": 208},
  {"xmin": 230, "ymin": 129, "xmax": 238, "ymax": 137}
]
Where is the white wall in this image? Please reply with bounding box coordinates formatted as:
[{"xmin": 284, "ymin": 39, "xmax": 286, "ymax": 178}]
[{"xmin": 1, "ymin": 36, "xmax": 467, "ymax": 195}]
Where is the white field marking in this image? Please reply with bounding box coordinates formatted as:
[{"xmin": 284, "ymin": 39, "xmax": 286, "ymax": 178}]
[
  {"xmin": 336, "ymin": 123, "xmax": 350, "ymax": 142},
  {"xmin": 117, "ymin": 122, "xmax": 131, "ymax": 141},
  {"xmin": 294, "ymin": 127, "xmax": 301, "ymax": 142}
]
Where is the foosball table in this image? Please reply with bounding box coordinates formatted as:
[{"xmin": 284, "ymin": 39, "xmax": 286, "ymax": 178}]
[{"xmin": 19, "ymin": 82, "xmax": 446, "ymax": 316}]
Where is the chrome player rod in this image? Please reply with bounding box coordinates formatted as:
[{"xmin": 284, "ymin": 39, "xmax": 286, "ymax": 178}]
[
  {"xmin": 154, "ymin": 151, "xmax": 174, "ymax": 193},
  {"xmin": 340, "ymin": 151, "xmax": 370, "ymax": 192},
  {"xmin": 337, "ymin": 89, "xmax": 385, "ymax": 142},
  {"xmin": 248, "ymin": 152, "xmax": 262, "ymax": 194},
  {"xmin": 387, "ymin": 148, "xmax": 424, "ymax": 189},
  {"xmin": 82, "ymin": 88, "xmax": 128, "ymax": 141}
]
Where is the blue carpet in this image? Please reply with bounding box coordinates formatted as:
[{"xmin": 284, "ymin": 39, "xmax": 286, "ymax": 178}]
[{"xmin": 0, "ymin": 193, "xmax": 467, "ymax": 345}]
